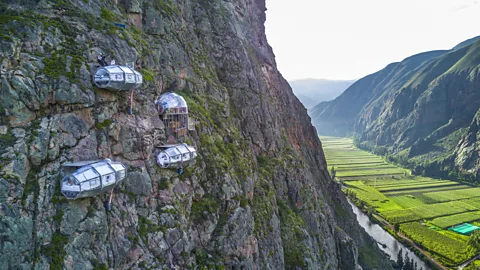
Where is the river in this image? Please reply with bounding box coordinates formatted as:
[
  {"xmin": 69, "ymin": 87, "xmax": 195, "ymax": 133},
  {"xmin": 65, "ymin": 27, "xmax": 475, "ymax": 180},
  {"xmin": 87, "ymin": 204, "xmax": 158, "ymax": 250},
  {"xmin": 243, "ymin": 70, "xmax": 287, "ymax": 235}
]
[{"xmin": 348, "ymin": 201, "xmax": 429, "ymax": 270}]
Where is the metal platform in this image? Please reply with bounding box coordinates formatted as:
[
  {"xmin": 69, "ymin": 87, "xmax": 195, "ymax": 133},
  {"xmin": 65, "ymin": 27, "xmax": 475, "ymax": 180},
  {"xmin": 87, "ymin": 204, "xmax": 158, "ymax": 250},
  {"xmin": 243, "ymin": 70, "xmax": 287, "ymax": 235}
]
[
  {"xmin": 61, "ymin": 160, "xmax": 101, "ymax": 167},
  {"xmin": 157, "ymin": 144, "xmax": 180, "ymax": 149}
]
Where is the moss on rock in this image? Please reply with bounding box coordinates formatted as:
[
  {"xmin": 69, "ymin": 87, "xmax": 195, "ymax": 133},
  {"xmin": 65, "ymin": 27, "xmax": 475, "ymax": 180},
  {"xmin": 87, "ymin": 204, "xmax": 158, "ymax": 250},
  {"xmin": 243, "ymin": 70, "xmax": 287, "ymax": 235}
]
[
  {"xmin": 277, "ymin": 198, "xmax": 308, "ymax": 269},
  {"xmin": 191, "ymin": 194, "xmax": 219, "ymax": 222}
]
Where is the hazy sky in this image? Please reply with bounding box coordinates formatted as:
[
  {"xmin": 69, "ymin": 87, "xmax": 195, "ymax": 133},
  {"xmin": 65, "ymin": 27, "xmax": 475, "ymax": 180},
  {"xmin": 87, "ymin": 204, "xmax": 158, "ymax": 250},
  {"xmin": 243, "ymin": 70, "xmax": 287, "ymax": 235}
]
[{"xmin": 265, "ymin": 0, "xmax": 480, "ymax": 81}]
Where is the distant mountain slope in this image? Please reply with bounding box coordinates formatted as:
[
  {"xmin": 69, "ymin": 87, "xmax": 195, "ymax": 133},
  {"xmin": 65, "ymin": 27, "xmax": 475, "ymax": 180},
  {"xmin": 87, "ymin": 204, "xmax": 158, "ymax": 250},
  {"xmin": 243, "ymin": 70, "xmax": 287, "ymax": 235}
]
[
  {"xmin": 310, "ymin": 50, "xmax": 448, "ymax": 136},
  {"xmin": 289, "ymin": 79, "xmax": 355, "ymax": 108},
  {"xmin": 452, "ymin": 35, "xmax": 480, "ymax": 51},
  {"xmin": 312, "ymin": 37, "xmax": 480, "ymax": 182}
]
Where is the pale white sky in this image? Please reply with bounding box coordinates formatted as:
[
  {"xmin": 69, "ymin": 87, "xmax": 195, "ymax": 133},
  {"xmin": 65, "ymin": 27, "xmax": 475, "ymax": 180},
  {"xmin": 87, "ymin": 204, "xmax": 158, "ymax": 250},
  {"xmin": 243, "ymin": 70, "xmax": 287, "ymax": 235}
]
[{"xmin": 265, "ymin": 0, "xmax": 480, "ymax": 81}]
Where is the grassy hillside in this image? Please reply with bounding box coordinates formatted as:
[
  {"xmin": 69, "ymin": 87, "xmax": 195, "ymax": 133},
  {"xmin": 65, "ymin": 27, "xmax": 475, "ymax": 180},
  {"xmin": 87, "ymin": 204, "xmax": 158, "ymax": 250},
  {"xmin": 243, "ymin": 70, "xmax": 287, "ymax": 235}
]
[
  {"xmin": 313, "ymin": 38, "xmax": 480, "ymax": 183},
  {"xmin": 310, "ymin": 50, "xmax": 447, "ymax": 136}
]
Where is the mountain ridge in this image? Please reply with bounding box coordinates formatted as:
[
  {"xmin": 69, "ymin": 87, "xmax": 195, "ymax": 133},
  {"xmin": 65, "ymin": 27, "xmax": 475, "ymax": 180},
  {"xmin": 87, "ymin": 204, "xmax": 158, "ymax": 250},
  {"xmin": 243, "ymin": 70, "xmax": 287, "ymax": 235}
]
[
  {"xmin": 289, "ymin": 78, "xmax": 355, "ymax": 108},
  {"xmin": 312, "ymin": 37, "xmax": 480, "ymax": 182}
]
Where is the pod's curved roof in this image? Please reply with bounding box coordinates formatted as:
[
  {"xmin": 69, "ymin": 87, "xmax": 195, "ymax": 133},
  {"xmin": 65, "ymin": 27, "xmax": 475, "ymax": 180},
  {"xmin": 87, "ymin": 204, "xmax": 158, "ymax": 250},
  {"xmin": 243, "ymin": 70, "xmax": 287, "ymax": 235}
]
[{"xmin": 155, "ymin": 92, "xmax": 188, "ymax": 114}]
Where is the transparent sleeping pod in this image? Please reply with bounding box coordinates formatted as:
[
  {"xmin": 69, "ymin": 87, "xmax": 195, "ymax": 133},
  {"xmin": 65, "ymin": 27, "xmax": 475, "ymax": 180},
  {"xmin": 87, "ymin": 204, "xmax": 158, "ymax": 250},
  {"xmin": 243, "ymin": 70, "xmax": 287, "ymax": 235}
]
[
  {"xmin": 93, "ymin": 65, "xmax": 143, "ymax": 91},
  {"xmin": 156, "ymin": 144, "xmax": 197, "ymax": 168},
  {"xmin": 61, "ymin": 159, "xmax": 127, "ymax": 199},
  {"xmin": 155, "ymin": 92, "xmax": 189, "ymax": 141}
]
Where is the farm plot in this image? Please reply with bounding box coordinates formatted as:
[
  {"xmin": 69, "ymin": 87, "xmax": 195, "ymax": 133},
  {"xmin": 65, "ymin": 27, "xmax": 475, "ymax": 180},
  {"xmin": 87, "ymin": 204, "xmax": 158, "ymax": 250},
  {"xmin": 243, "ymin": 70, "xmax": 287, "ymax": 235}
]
[
  {"xmin": 461, "ymin": 197, "xmax": 480, "ymax": 209},
  {"xmin": 421, "ymin": 188, "xmax": 480, "ymax": 203},
  {"xmin": 400, "ymin": 222, "xmax": 472, "ymax": 265},
  {"xmin": 413, "ymin": 193, "xmax": 445, "ymax": 204},
  {"xmin": 324, "ymin": 153, "xmax": 375, "ymax": 159},
  {"xmin": 383, "ymin": 195, "xmax": 480, "ymax": 222},
  {"xmin": 326, "ymin": 156, "xmax": 385, "ymax": 164},
  {"xmin": 335, "ymin": 163, "xmax": 398, "ymax": 171},
  {"xmin": 330, "ymin": 161, "xmax": 386, "ymax": 166},
  {"xmin": 383, "ymin": 185, "xmax": 471, "ymax": 196},
  {"xmin": 327, "ymin": 158, "xmax": 384, "ymax": 166},
  {"xmin": 362, "ymin": 177, "xmax": 435, "ymax": 187},
  {"xmin": 381, "ymin": 209, "xmax": 421, "ymax": 223},
  {"xmin": 389, "ymin": 195, "xmax": 426, "ymax": 209},
  {"xmin": 409, "ymin": 201, "xmax": 476, "ymax": 219},
  {"xmin": 363, "ymin": 175, "xmax": 445, "ymax": 184},
  {"xmin": 336, "ymin": 167, "xmax": 407, "ymax": 178},
  {"xmin": 345, "ymin": 181, "xmax": 403, "ymax": 212},
  {"xmin": 431, "ymin": 211, "xmax": 480, "ymax": 228},
  {"xmin": 371, "ymin": 179, "xmax": 438, "ymax": 187},
  {"xmin": 355, "ymin": 186, "xmax": 480, "ymax": 222},
  {"xmin": 375, "ymin": 181, "xmax": 459, "ymax": 192}
]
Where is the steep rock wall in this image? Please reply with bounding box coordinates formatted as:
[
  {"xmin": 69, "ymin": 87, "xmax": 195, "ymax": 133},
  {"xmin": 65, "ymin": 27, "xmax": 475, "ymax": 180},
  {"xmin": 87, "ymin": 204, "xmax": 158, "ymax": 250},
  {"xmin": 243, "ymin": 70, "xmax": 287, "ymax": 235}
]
[{"xmin": 0, "ymin": 0, "xmax": 391, "ymax": 269}]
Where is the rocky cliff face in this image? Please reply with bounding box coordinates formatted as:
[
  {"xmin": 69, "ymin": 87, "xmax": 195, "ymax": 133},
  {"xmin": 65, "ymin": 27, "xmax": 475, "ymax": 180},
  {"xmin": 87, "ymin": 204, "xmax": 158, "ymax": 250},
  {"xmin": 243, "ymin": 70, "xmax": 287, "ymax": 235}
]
[
  {"xmin": 452, "ymin": 109, "xmax": 480, "ymax": 180},
  {"xmin": 0, "ymin": 0, "xmax": 391, "ymax": 269},
  {"xmin": 311, "ymin": 38, "xmax": 480, "ymax": 182}
]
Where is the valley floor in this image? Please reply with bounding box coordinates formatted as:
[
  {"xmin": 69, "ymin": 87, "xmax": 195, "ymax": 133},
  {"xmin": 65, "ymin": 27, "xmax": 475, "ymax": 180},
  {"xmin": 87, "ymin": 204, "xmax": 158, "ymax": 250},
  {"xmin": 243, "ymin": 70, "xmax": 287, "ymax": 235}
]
[{"xmin": 321, "ymin": 136, "xmax": 480, "ymax": 268}]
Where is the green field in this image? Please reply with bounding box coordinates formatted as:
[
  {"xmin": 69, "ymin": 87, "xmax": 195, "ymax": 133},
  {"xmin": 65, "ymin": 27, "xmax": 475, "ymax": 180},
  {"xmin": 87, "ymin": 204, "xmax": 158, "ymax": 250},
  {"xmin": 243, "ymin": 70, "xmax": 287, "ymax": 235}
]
[
  {"xmin": 389, "ymin": 195, "xmax": 426, "ymax": 209},
  {"xmin": 400, "ymin": 222, "xmax": 472, "ymax": 264},
  {"xmin": 422, "ymin": 188, "xmax": 480, "ymax": 203},
  {"xmin": 344, "ymin": 181, "xmax": 403, "ymax": 212},
  {"xmin": 321, "ymin": 136, "xmax": 480, "ymax": 266},
  {"xmin": 431, "ymin": 211, "xmax": 480, "ymax": 229},
  {"xmin": 383, "ymin": 185, "xmax": 471, "ymax": 196}
]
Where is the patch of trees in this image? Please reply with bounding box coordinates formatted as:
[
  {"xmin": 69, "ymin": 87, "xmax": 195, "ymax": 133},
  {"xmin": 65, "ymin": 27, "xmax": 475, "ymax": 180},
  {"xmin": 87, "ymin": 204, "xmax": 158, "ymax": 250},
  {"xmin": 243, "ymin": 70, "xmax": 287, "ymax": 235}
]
[
  {"xmin": 393, "ymin": 249, "xmax": 422, "ymax": 270},
  {"xmin": 468, "ymin": 230, "xmax": 480, "ymax": 253}
]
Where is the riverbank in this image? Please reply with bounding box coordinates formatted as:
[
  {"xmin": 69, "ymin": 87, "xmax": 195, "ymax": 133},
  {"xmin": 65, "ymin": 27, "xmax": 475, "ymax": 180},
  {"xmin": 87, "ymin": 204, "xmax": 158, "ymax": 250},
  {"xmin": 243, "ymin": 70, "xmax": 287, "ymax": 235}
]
[
  {"xmin": 372, "ymin": 211, "xmax": 446, "ymax": 270},
  {"xmin": 348, "ymin": 200, "xmax": 430, "ymax": 270}
]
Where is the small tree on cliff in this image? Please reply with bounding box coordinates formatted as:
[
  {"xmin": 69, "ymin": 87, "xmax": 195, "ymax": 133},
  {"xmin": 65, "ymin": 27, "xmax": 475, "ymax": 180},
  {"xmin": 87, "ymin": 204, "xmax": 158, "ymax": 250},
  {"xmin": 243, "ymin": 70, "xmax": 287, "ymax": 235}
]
[
  {"xmin": 346, "ymin": 190, "xmax": 354, "ymax": 200},
  {"xmin": 330, "ymin": 166, "xmax": 336, "ymax": 180}
]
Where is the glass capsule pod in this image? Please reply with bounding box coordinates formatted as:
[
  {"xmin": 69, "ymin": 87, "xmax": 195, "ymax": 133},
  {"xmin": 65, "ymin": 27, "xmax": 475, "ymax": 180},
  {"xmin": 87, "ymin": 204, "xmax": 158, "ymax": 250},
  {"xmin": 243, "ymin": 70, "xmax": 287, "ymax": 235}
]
[
  {"xmin": 156, "ymin": 143, "xmax": 197, "ymax": 169},
  {"xmin": 93, "ymin": 65, "xmax": 143, "ymax": 91},
  {"xmin": 155, "ymin": 92, "xmax": 189, "ymax": 141},
  {"xmin": 61, "ymin": 159, "xmax": 127, "ymax": 199}
]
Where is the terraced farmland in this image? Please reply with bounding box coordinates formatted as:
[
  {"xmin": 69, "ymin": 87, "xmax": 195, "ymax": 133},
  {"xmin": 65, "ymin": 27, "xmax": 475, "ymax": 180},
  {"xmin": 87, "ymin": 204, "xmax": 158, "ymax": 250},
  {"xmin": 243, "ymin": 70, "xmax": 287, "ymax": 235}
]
[
  {"xmin": 321, "ymin": 136, "xmax": 480, "ymax": 266},
  {"xmin": 343, "ymin": 181, "xmax": 403, "ymax": 212}
]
